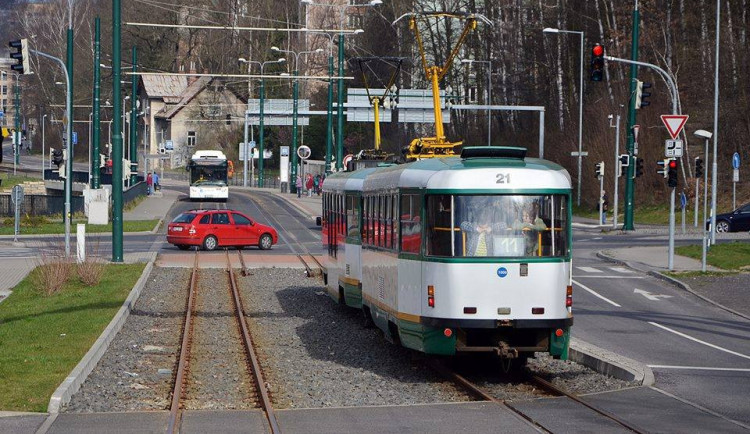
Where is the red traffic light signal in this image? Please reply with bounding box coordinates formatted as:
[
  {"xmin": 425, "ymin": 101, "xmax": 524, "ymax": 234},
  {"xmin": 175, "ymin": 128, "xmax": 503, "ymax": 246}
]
[{"xmin": 590, "ymin": 44, "xmax": 604, "ymax": 81}]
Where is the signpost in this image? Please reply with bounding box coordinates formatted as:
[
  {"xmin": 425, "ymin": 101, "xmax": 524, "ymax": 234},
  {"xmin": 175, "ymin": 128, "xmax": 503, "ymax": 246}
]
[
  {"xmin": 660, "ymin": 114, "xmax": 688, "ymax": 271},
  {"xmin": 664, "ymin": 139, "xmax": 683, "ymax": 157},
  {"xmin": 680, "ymin": 192, "xmax": 687, "ymax": 234},
  {"xmin": 732, "ymin": 152, "xmax": 740, "ymax": 209},
  {"xmin": 11, "ymin": 185, "xmax": 23, "ymax": 242}
]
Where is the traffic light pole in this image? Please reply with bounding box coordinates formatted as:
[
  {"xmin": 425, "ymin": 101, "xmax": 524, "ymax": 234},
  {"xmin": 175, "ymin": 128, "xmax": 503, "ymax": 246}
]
[
  {"xmin": 610, "ymin": 114, "xmax": 621, "ymax": 229},
  {"xmin": 622, "ymin": 4, "xmax": 640, "ymax": 231},
  {"xmin": 291, "ymin": 70, "xmax": 299, "ymax": 194},
  {"xmin": 92, "ymin": 17, "xmax": 101, "ymax": 189},
  {"xmin": 13, "ymin": 74, "xmax": 20, "ymax": 173},
  {"xmin": 31, "ymin": 49, "xmax": 72, "ymax": 255},
  {"xmin": 336, "ymin": 33, "xmax": 345, "ymax": 171},
  {"xmin": 112, "ymin": 0, "xmax": 123, "ymax": 262},
  {"xmin": 130, "ymin": 46, "xmax": 138, "ymax": 185}
]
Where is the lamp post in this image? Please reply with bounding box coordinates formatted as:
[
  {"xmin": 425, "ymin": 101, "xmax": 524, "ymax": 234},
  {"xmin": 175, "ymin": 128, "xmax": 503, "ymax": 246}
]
[
  {"xmin": 460, "ymin": 59, "xmax": 492, "ymax": 145},
  {"xmin": 710, "ymin": 0, "xmax": 720, "ymax": 245},
  {"xmin": 271, "ymin": 46, "xmax": 323, "ymax": 194},
  {"xmin": 301, "ymin": 0, "xmax": 378, "ymax": 170},
  {"xmin": 238, "ymin": 57, "xmax": 286, "ymax": 187},
  {"xmin": 42, "ymin": 114, "xmax": 47, "ymax": 179},
  {"xmin": 543, "ymin": 27, "xmax": 584, "ymax": 207}
]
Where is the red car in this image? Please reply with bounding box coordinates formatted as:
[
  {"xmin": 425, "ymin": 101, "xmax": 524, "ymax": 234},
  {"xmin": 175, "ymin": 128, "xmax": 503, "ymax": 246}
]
[{"xmin": 167, "ymin": 209, "xmax": 278, "ymax": 251}]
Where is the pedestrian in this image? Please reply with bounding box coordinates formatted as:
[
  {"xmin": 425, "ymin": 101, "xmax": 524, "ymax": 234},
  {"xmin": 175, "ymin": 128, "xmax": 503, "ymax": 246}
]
[
  {"xmin": 295, "ymin": 175, "xmax": 302, "ymax": 198},
  {"xmin": 306, "ymin": 174, "xmax": 314, "ymax": 197},
  {"xmin": 313, "ymin": 174, "xmax": 320, "ymax": 195},
  {"xmin": 146, "ymin": 172, "xmax": 153, "ymax": 195},
  {"xmin": 152, "ymin": 171, "xmax": 160, "ymax": 191}
]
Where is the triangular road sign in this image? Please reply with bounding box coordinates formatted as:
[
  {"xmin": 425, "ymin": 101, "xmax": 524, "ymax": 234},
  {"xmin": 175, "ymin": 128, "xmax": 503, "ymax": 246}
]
[{"xmin": 660, "ymin": 115, "xmax": 689, "ymax": 140}]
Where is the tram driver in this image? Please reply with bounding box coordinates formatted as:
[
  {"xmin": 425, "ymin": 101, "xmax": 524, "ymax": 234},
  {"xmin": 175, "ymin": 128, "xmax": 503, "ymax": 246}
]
[{"xmin": 460, "ymin": 208, "xmax": 507, "ymax": 257}]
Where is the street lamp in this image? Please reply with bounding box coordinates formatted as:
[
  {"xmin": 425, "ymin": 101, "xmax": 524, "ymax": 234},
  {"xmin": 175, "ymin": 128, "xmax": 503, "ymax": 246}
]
[
  {"xmin": 543, "ymin": 27, "xmax": 585, "ymax": 207},
  {"xmin": 301, "ymin": 0, "xmax": 378, "ymax": 170},
  {"xmin": 42, "ymin": 114, "xmax": 47, "ymax": 179},
  {"xmin": 238, "ymin": 56, "xmax": 286, "ymax": 187},
  {"xmin": 271, "ymin": 46, "xmax": 323, "ymax": 194},
  {"xmin": 460, "ymin": 59, "xmax": 492, "ymax": 146}
]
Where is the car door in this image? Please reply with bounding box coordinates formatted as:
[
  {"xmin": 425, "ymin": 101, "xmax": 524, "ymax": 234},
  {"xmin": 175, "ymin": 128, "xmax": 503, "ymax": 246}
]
[
  {"xmin": 231, "ymin": 212, "xmax": 259, "ymax": 246},
  {"xmin": 210, "ymin": 212, "xmax": 232, "ymax": 246},
  {"xmin": 736, "ymin": 204, "xmax": 750, "ymax": 231}
]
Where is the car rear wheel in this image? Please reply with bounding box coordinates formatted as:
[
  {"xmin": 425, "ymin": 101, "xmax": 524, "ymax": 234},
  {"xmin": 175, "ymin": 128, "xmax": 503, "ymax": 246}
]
[
  {"xmin": 716, "ymin": 220, "xmax": 730, "ymax": 232},
  {"xmin": 259, "ymin": 233, "xmax": 273, "ymax": 250},
  {"xmin": 203, "ymin": 235, "xmax": 218, "ymax": 251},
  {"xmin": 177, "ymin": 245, "xmax": 190, "ymax": 251}
]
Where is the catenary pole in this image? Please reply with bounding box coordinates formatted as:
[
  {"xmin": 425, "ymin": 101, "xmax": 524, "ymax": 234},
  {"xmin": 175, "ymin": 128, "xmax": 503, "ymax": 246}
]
[
  {"xmin": 112, "ymin": 0, "xmax": 123, "ymax": 262},
  {"xmin": 623, "ymin": 1, "xmax": 640, "ymax": 231},
  {"xmin": 92, "ymin": 17, "xmax": 101, "ymax": 188},
  {"xmin": 130, "ymin": 46, "xmax": 138, "ymax": 185}
]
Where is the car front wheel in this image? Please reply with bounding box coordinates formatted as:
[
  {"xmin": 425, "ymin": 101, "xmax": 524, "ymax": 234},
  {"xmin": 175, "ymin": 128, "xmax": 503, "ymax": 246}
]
[
  {"xmin": 716, "ymin": 220, "xmax": 731, "ymax": 232},
  {"xmin": 203, "ymin": 235, "xmax": 218, "ymax": 251},
  {"xmin": 259, "ymin": 234, "xmax": 273, "ymax": 250}
]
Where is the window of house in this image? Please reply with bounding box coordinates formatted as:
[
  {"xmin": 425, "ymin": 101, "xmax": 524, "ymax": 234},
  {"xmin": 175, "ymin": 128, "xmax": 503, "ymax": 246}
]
[
  {"xmin": 348, "ymin": 14, "xmax": 363, "ymax": 28},
  {"xmin": 1, "ymin": 86, "xmax": 7, "ymax": 95},
  {"xmin": 1, "ymin": 71, "xmax": 6, "ymax": 80},
  {"xmin": 187, "ymin": 131, "xmax": 196, "ymax": 147}
]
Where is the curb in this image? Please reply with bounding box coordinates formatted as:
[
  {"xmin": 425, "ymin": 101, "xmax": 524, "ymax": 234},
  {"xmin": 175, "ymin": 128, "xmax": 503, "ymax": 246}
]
[
  {"xmin": 596, "ymin": 250, "xmax": 750, "ymax": 322},
  {"xmin": 46, "ymin": 252, "xmax": 158, "ymax": 413},
  {"xmin": 569, "ymin": 338, "xmax": 655, "ymax": 386},
  {"xmin": 269, "ymin": 192, "xmax": 319, "ymax": 221}
]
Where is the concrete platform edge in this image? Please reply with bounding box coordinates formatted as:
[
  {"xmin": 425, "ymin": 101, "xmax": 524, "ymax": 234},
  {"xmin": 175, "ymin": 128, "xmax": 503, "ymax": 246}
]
[
  {"xmin": 569, "ymin": 338, "xmax": 655, "ymax": 386},
  {"xmin": 47, "ymin": 253, "xmax": 158, "ymax": 413},
  {"xmin": 596, "ymin": 250, "xmax": 750, "ymax": 322}
]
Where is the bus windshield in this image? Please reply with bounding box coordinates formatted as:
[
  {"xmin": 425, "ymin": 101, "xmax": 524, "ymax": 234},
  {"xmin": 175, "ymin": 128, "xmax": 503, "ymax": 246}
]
[
  {"xmin": 425, "ymin": 194, "xmax": 569, "ymax": 258},
  {"xmin": 189, "ymin": 164, "xmax": 228, "ymax": 186}
]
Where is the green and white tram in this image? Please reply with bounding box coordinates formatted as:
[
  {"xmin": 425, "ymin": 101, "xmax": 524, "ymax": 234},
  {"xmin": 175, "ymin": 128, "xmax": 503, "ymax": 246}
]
[{"xmin": 321, "ymin": 147, "xmax": 573, "ymax": 361}]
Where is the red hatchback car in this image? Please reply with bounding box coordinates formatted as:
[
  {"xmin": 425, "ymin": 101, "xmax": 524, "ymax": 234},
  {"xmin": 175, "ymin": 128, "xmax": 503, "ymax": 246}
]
[{"xmin": 167, "ymin": 209, "xmax": 279, "ymax": 251}]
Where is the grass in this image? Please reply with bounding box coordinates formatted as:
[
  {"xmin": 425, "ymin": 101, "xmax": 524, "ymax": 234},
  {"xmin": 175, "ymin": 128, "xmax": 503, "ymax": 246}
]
[
  {"xmin": 675, "ymin": 241, "xmax": 750, "ymax": 270},
  {"xmin": 0, "ymin": 219, "xmax": 160, "ymax": 235},
  {"xmin": 574, "ymin": 203, "xmax": 708, "ymax": 226},
  {"xmin": 0, "ymin": 263, "xmax": 146, "ymax": 412},
  {"xmin": 0, "ymin": 174, "xmax": 42, "ymax": 190}
]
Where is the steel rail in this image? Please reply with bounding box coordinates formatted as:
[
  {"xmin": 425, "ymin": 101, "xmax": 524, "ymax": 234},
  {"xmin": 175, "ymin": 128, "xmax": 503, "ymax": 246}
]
[
  {"xmin": 237, "ymin": 249, "xmax": 249, "ymax": 276},
  {"xmin": 167, "ymin": 252, "xmax": 199, "ymax": 433},
  {"xmin": 225, "ymin": 250, "xmax": 281, "ymax": 434}
]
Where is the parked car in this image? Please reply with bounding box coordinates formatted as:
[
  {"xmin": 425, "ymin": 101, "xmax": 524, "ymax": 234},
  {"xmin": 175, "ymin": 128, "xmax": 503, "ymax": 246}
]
[
  {"xmin": 706, "ymin": 202, "xmax": 750, "ymax": 232},
  {"xmin": 167, "ymin": 209, "xmax": 278, "ymax": 250}
]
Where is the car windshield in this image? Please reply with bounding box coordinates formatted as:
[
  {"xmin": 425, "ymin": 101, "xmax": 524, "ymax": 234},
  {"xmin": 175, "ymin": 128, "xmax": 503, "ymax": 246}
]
[
  {"xmin": 425, "ymin": 194, "xmax": 569, "ymax": 258},
  {"xmin": 172, "ymin": 213, "xmax": 195, "ymax": 223},
  {"xmin": 193, "ymin": 179, "xmax": 227, "ymax": 187}
]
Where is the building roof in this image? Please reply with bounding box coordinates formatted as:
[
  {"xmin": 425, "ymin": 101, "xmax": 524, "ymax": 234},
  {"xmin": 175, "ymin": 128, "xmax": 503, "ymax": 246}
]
[
  {"xmin": 141, "ymin": 75, "xmax": 188, "ymax": 99},
  {"xmin": 156, "ymin": 76, "xmax": 212, "ymax": 120}
]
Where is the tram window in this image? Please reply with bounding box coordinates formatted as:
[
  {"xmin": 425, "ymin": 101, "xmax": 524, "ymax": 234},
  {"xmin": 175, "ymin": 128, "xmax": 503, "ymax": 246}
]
[
  {"xmin": 346, "ymin": 194, "xmax": 359, "ymax": 237},
  {"xmin": 400, "ymin": 194, "xmax": 422, "ymax": 254},
  {"xmin": 392, "ymin": 194, "xmax": 399, "ymax": 250},
  {"xmin": 424, "ymin": 194, "xmax": 569, "ymax": 258}
]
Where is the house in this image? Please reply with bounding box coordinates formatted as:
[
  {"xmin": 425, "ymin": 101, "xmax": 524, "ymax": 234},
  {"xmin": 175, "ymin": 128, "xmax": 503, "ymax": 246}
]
[{"xmin": 139, "ymin": 74, "xmax": 246, "ymax": 169}]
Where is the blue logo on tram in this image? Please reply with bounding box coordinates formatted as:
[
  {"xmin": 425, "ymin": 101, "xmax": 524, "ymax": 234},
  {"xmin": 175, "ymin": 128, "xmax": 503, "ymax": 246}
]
[{"xmin": 497, "ymin": 267, "xmax": 508, "ymax": 278}]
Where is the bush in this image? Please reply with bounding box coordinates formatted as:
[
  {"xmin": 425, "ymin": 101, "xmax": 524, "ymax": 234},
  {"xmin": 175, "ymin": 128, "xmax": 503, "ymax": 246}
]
[
  {"xmin": 31, "ymin": 248, "xmax": 74, "ymax": 296},
  {"xmin": 76, "ymin": 238, "xmax": 105, "ymax": 286}
]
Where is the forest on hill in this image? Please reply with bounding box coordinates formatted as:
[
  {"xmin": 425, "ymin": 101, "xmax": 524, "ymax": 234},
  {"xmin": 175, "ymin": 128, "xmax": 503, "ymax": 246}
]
[{"xmin": 3, "ymin": 0, "xmax": 748, "ymax": 209}]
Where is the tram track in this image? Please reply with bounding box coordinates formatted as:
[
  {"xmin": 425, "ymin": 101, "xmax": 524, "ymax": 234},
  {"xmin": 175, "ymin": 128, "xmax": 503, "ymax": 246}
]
[
  {"xmin": 167, "ymin": 250, "xmax": 280, "ymax": 434},
  {"xmin": 429, "ymin": 358, "xmax": 646, "ymax": 433}
]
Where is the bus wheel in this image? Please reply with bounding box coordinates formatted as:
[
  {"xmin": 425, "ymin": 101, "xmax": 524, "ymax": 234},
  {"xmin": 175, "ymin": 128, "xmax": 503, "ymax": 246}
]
[
  {"xmin": 258, "ymin": 234, "xmax": 273, "ymax": 250},
  {"xmin": 203, "ymin": 235, "xmax": 218, "ymax": 251}
]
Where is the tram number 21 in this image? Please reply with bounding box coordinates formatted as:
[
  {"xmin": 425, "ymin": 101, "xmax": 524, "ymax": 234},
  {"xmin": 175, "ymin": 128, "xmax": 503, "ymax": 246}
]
[{"xmin": 496, "ymin": 173, "xmax": 511, "ymax": 184}]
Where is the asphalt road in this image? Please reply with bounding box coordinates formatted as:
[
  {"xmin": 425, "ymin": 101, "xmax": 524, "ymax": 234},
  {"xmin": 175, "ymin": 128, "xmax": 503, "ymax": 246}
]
[{"xmin": 572, "ymin": 226, "xmax": 750, "ymax": 429}]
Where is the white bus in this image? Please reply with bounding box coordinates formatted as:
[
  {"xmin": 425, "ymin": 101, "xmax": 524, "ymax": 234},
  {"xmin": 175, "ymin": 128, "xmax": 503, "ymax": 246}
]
[{"xmin": 187, "ymin": 150, "xmax": 229, "ymax": 201}]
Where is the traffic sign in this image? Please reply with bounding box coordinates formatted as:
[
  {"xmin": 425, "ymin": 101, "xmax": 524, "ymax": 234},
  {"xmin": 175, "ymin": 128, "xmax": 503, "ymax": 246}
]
[
  {"xmin": 11, "ymin": 185, "xmax": 24, "ymax": 205},
  {"xmin": 665, "ymin": 139, "xmax": 683, "ymax": 157},
  {"xmin": 660, "ymin": 115, "xmax": 689, "ymax": 140},
  {"xmin": 570, "ymin": 151, "xmax": 589, "ymax": 157},
  {"xmin": 165, "ymin": 140, "xmax": 174, "ymax": 151},
  {"xmin": 72, "ymin": 131, "xmax": 78, "ymax": 145},
  {"xmin": 734, "ymin": 169, "xmax": 740, "ymax": 183},
  {"xmin": 0, "ymin": 110, "xmax": 4, "ymax": 119},
  {"xmin": 680, "ymin": 192, "xmax": 687, "ymax": 209},
  {"xmin": 633, "ymin": 124, "xmax": 640, "ymax": 142},
  {"xmin": 732, "ymin": 152, "xmax": 740, "ymax": 169}
]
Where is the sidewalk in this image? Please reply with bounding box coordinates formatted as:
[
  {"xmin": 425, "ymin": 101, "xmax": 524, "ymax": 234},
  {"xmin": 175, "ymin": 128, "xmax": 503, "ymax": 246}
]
[{"xmin": 124, "ymin": 187, "xmax": 181, "ymax": 223}]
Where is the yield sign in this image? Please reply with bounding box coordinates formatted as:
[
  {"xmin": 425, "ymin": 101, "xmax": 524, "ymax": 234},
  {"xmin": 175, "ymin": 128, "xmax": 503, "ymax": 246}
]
[{"xmin": 660, "ymin": 115, "xmax": 689, "ymax": 140}]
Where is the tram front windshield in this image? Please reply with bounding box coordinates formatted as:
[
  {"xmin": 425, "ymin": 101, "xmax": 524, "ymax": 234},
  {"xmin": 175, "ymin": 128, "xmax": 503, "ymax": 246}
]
[{"xmin": 425, "ymin": 194, "xmax": 569, "ymax": 258}]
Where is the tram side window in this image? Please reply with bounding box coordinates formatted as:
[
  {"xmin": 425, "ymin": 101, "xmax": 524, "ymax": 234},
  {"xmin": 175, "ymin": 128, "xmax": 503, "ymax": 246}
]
[
  {"xmin": 426, "ymin": 195, "xmax": 453, "ymax": 256},
  {"xmin": 346, "ymin": 194, "xmax": 359, "ymax": 237},
  {"xmin": 392, "ymin": 194, "xmax": 399, "ymax": 250},
  {"xmin": 400, "ymin": 194, "xmax": 422, "ymax": 254}
]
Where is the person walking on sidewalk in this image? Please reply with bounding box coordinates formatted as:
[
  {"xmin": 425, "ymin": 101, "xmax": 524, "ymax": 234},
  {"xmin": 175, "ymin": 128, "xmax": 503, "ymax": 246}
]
[
  {"xmin": 152, "ymin": 171, "xmax": 160, "ymax": 191},
  {"xmin": 146, "ymin": 172, "xmax": 153, "ymax": 195},
  {"xmin": 296, "ymin": 175, "xmax": 302, "ymax": 198},
  {"xmin": 313, "ymin": 174, "xmax": 321, "ymax": 195}
]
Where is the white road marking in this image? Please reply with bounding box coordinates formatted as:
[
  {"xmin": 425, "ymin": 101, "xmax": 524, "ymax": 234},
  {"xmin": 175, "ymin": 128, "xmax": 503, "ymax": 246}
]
[
  {"xmin": 634, "ymin": 288, "xmax": 673, "ymax": 301},
  {"xmin": 576, "ymin": 266, "xmax": 602, "ymax": 273},
  {"xmin": 572, "ymin": 276, "xmax": 644, "ymax": 279},
  {"xmin": 648, "ymin": 322, "xmax": 750, "ymax": 361},
  {"xmin": 572, "ymin": 279, "xmax": 621, "ymax": 307},
  {"xmin": 608, "ymin": 266, "xmax": 633, "ymax": 273},
  {"xmin": 648, "ymin": 365, "xmax": 750, "ymax": 373}
]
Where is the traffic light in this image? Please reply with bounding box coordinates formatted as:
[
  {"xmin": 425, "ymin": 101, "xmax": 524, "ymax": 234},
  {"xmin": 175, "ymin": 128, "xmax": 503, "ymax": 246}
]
[
  {"xmin": 618, "ymin": 154, "xmax": 629, "ymax": 177},
  {"xmin": 590, "ymin": 44, "xmax": 604, "ymax": 81},
  {"xmin": 8, "ymin": 39, "xmax": 30, "ymax": 75},
  {"xmin": 99, "ymin": 154, "xmax": 106, "ymax": 168},
  {"xmin": 635, "ymin": 157, "xmax": 644, "ymax": 177},
  {"xmin": 695, "ymin": 157, "xmax": 704, "ymax": 178},
  {"xmin": 51, "ymin": 148, "xmax": 64, "ymax": 167},
  {"xmin": 225, "ymin": 114, "xmax": 231, "ymax": 125},
  {"xmin": 595, "ymin": 161, "xmax": 605, "ymax": 178},
  {"xmin": 635, "ymin": 80, "xmax": 652, "ymax": 109},
  {"xmin": 123, "ymin": 159, "xmax": 132, "ymax": 180},
  {"xmin": 667, "ymin": 158, "xmax": 679, "ymax": 188}
]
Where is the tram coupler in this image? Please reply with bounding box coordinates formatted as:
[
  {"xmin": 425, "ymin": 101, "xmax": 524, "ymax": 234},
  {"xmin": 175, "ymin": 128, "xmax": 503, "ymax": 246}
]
[{"xmin": 495, "ymin": 342, "xmax": 519, "ymax": 359}]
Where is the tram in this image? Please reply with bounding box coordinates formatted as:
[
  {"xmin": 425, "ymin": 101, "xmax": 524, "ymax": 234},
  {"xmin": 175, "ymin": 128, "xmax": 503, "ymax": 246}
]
[
  {"xmin": 321, "ymin": 146, "xmax": 573, "ymax": 361},
  {"xmin": 187, "ymin": 150, "xmax": 229, "ymax": 201}
]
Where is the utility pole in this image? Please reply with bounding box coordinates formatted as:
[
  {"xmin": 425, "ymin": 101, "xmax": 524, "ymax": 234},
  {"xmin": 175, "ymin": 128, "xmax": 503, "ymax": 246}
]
[
  {"xmin": 623, "ymin": 1, "xmax": 640, "ymax": 231},
  {"xmin": 326, "ymin": 50, "xmax": 334, "ymax": 174},
  {"xmin": 130, "ymin": 46, "xmax": 138, "ymax": 185},
  {"xmin": 336, "ymin": 33, "xmax": 345, "ymax": 170},
  {"xmin": 65, "ymin": 1, "xmax": 74, "ymax": 231},
  {"xmin": 112, "ymin": 0, "xmax": 123, "ymax": 262},
  {"xmin": 92, "ymin": 16, "xmax": 101, "ymax": 189}
]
